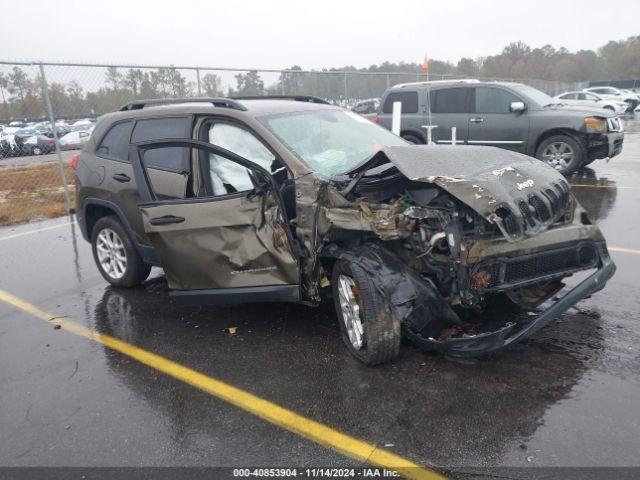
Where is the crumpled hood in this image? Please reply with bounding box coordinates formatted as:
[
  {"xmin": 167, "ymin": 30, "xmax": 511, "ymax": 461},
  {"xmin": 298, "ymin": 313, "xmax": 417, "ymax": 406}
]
[{"xmin": 347, "ymin": 145, "xmax": 570, "ymax": 240}]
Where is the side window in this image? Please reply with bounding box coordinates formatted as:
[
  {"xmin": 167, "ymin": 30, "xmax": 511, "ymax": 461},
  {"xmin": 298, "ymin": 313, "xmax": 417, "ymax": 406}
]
[
  {"xmin": 132, "ymin": 117, "xmax": 192, "ymax": 172},
  {"xmin": 208, "ymin": 123, "xmax": 275, "ymax": 196},
  {"xmin": 382, "ymin": 92, "xmax": 419, "ymax": 114},
  {"xmin": 96, "ymin": 121, "xmax": 133, "ymax": 160},
  {"xmin": 474, "ymin": 87, "xmax": 521, "ymax": 113},
  {"xmin": 584, "ymin": 93, "xmax": 598, "ymax": 101},
  {"xmin": 430, "ymin": 87, "xmax": 470, "ymax": 113},
  {"xmin": 562, "ymin": 93, "xmax": 577, "ymax": 100}
]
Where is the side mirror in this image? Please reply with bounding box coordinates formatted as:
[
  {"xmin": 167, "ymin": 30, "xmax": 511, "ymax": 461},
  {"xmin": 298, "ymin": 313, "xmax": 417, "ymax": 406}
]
[{"xmin": 510, "ymin": 101, "xmax": 526, "ymax": 113}]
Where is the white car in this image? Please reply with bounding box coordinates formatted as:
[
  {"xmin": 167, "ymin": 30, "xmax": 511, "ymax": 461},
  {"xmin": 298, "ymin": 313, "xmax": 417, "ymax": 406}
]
[
  {"xmin": 59, "ymin": 129, "xmax": 92, "ymax": 150},
  {"xmin": 554, "ymin": 91, "xmax": 628, "ymax": 114},
  {"xmin": 583, "ymin": 87, "xmax": 639, "ymax": 111}
]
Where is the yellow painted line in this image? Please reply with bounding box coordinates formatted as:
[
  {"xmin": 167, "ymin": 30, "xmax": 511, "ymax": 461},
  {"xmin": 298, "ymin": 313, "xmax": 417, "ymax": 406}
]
[
  {"xmin": 0, "ymin": 221, "xmax": 73, "ymax": 242},
  {"xmin": 0, "ymin": 288, "xmax": 446, "ymax": 480},
  {"xmin": 570, "ymin": 183, "xmax": 638, "ymax": 190},
  {"xmin": 609, "ymin": 246, "xmax": 640, "ymax": 255}
]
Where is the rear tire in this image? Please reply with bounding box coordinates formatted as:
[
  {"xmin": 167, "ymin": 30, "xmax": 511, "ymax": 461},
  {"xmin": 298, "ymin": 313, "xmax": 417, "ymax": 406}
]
[
  {"xmin": 402, "ymin": 133, "xmax": 424, "ymax": 145},
  {"xmin": 536, "ymin": 134, "xmax": 584, "ymax": 175},
  {"xmin": 331, "ymin": 259, "xmax": 401, "ymax": 365},
  {"xmin": 91, "ymin": 216, "xmax": 151, "ymax": 288}
]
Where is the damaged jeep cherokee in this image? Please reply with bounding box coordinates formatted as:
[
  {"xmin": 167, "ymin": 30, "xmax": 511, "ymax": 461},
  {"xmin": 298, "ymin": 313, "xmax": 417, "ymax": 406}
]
[{"xmin": 75, "ymin": 96, "xmax": 616, "ymax": 365}]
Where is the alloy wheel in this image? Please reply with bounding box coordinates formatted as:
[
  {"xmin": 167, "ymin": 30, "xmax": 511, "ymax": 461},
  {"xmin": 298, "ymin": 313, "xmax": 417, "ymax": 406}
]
[
  {"xmin": 337, "ymin": 274, "xmax": 365, "ymax": 349},
  {"xmin": 541, "ymin": 141, "xmax": 574, "ymax": 170},
  {"xmin": 96, "ymin": 228, "xmax": 128, "ymax": 280}
]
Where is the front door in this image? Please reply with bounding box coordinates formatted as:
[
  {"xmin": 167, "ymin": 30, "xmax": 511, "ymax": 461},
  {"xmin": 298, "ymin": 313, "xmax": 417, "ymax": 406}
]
[
  {"xmin": 467, "ymin": 86, "xmax": 530, "ymax": 153},
  {"xmin": 129, "ymin": 139, "xmax": 300, "ymax": 304}
]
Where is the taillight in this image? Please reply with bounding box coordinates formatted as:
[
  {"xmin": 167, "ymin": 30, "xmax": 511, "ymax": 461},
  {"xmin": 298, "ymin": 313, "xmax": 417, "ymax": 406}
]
[
  {"xmin": 44, "ymin": 139, "xmax": 53, "ymax": 145},
  {"xmin": 71, "ymin": 154, "xmax": 79, "ymax": 170},
  {"xmin": 373, "ymin": 115, "xmax": 379, "ymax": 124}
]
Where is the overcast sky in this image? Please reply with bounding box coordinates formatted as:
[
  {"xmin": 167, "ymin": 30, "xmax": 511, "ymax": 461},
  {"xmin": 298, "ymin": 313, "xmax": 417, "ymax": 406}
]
[{"xmin": 2, "ymin": 0, "xmax": 639, "ymax": 69}]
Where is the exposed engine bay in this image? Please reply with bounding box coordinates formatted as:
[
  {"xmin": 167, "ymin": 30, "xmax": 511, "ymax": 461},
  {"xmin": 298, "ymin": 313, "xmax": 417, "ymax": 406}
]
[{"xmin": 295, "ymin": 145, "xmax": 616, "ymax": 356}]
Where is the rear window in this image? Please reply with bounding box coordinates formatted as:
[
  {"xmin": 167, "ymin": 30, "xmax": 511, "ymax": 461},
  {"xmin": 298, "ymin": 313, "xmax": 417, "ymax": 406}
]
[
  {"xmin": 474, "ymin": 87, "xmax": 521, "ymax": 113},
  {"xmin": 96, "ymin": 121, "xmax": 133, "ymax": 160},
  {"xmin": 430, "ymin": 87, "xmax": 470, "ymax": 113},
  {"xmin": 131, "ymin": 117, "xmax": 191, "ymax": 172},
  {"xmin": 382, "ymin": 91, "xmax": 419, "ymax": 114}
]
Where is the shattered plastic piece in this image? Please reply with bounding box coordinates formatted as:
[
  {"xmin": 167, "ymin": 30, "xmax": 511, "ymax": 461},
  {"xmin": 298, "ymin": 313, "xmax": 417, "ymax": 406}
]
[
  {"xmin": 491, "ymin": 166, "xmax": 515, "ymax": 176},
  {"xmin": 226, "ymin": 327, "xmax": 238, "ymax": 334},
  {"xmin": 53, "ymin": 324, "xmax": 61, "ymax": 330}
]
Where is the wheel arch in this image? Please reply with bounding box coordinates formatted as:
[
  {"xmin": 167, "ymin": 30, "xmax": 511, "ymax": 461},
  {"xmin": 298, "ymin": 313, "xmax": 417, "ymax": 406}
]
[
  {"xmin": 533, "ymin": 128, "xmax": 585, "ymax": 155},
  {"xmin": 83, "ymin": 199, "xmax": 136, "ymax": 245},
  {"xmin": 400, "ymin": 128, "xmax": 427, "ymax": 144}
]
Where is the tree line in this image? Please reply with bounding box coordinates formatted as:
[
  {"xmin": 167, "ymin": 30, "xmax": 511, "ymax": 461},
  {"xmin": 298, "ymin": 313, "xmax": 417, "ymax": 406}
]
[{"xmin": 1, "ymin": 35, "xmax": 639, "ymax": 122}]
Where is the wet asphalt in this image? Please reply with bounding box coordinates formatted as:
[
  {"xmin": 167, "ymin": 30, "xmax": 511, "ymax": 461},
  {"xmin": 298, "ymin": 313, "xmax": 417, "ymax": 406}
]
[{"xmin": 1, "ymin": 120, "xmax": 640, "ymax": 479}]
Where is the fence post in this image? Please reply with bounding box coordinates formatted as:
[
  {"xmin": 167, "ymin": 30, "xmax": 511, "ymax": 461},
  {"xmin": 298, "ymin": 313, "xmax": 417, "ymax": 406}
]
[
  {"xmin": 196, "ymin": 68, "xmax": 202, "ymax": 95},
  {"xmin": 39, "ymin": 63, "xmax": 73, "ymax": 214},
  {"xmin": 344, "ymin": 72, "xmax": 348, "ymax": 100}
]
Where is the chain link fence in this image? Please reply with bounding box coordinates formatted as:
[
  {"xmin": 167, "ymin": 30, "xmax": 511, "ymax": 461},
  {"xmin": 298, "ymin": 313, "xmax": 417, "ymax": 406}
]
[{"xmin": 0, "ymin": 61, "xmax": 586, "ymax": 226}]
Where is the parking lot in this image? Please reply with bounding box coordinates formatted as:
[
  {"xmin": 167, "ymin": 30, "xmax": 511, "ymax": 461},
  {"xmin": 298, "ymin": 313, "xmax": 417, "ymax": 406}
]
[{"xmin": 1, "ymin": 117, "xmax": 639, "ymax": 479}]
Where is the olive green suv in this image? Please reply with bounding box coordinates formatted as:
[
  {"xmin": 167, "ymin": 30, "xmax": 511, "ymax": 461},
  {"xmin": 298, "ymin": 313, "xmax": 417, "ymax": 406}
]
[{"xmin": 75, "ymin": 96, "xmax": 616, "ymax": 364}]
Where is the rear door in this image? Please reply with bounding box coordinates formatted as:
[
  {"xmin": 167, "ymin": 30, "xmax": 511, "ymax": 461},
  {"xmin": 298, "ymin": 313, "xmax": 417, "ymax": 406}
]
[
  {"xmin": 428, "ymin": 86, "xmax": 471, "ymax": 144},
  {"xmin": 467, "ymin": 86, "xmax": 530, "ymax": 153},
  {"xmin": 380, "ymin": 90, "xmax": 423, "ymax": 140},
  {"xmin": 129, "ymin": 139, "xmax": 300, "ymax": 304}
]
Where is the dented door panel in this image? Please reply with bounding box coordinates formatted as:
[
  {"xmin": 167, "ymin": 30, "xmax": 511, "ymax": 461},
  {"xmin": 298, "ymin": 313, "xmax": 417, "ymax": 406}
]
[{"xmin": 140, "ymin": 195, "xmax": 299, "ymax": 290}]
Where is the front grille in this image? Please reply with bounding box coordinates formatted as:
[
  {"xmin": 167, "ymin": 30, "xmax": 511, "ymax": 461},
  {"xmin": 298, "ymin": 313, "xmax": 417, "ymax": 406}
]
[
  {"xmin": 495, "ymin": 180, "xmax": 570, "ymax": 236},
  {"xmin": 607, "ymin": 117, "xmax": 623, "ymax": 132},
  {"xmin": 528, "ymin": 194, "xmax": 551, "ymax": 222},
  {"xmin": 471, "ymin": 242, "xmax": 599, "ymax": 291}
]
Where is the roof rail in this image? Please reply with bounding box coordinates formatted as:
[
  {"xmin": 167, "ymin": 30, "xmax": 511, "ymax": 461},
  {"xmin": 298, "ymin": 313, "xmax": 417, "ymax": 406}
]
[
  {"xmin": 394, "ymin": 79, "xmax": 481, "ymax": 89},
  {"xmin": 231, "ymin": 95, "xmax": 330, "ymax": 105},
  {"xmin": 119, "ymin": 97, "xmax": 248, "ymax": 112}
]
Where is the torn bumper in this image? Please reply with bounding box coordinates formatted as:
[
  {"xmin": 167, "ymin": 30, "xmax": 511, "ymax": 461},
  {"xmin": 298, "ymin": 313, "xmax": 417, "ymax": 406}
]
[{"xmin": 405, "ymin": 243, "xmax": 616, "ymax": 357}]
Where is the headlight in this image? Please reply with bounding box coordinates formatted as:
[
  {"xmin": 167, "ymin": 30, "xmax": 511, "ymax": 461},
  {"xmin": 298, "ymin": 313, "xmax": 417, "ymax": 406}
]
[{"xmin": 584, "ymin": 117, "xmax": 607, "ymax": 133}]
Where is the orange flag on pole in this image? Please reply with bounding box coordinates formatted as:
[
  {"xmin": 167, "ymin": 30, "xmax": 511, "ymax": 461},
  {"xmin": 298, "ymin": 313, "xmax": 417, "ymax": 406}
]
[{"xmin": 421, "ymin": 56, "xmax": 430, "ymax": 73}]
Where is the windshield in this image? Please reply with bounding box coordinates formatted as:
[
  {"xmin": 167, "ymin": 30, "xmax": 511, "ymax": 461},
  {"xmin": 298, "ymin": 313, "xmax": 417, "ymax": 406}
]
[
  {"xmin": 260, "ymin": 109, "xmax": 407, "ymax": 177},
  {"xmin": 510, "ymin": 84, "xmax": 556, "ymax": 107}
]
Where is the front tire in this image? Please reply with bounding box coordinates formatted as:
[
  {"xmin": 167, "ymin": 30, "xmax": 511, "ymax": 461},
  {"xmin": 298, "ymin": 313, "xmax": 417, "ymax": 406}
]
[
  {"xmin": 331, "ymin": 259, "xmax": 401, "ymax": 365},
  {"xmin": 536, "ymin": 134, "xmax": 584, "ymax": 175},
  {"xmin": 91, "ymin": 216, "xmax": 151, "ymax": 288}
]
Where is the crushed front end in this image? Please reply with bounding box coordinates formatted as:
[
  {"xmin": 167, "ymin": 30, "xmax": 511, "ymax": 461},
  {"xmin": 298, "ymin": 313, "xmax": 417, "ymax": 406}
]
[{"xmin": 306, "ymin": 145, "xmax": 616, "ymax": 357}]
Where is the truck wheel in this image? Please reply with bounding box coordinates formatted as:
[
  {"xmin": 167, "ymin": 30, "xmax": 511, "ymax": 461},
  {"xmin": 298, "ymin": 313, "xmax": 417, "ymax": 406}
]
[
  {"xmin": 536, "ymin": 135, "xmax": 583, "ymax": 175},
  {"xmin": 331, "ymin": 259, "xmax": 401, "ymax": 365},
  {"xmin": 91, "ymin": 216, "xmax": 151, "ymax": 288},
  {"xmin": 402, "ymin": 133, "xmax": 424, "ymax": 144}
]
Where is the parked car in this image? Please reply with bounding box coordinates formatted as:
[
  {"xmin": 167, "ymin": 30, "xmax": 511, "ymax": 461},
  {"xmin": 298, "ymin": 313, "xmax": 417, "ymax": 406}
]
[
  {"xmin": 583, "ymin": 86, "xmax": 639, "ymax": 111},
  {"xmin": 375, "ymin": 80, "xmax": 624, "ymax": 174},
  {"xmin": 60, "ymin": 129, "xmax": 92, "ymax": 150},
  {"xmin": 13, "ymin": 128, "xmax": 39, "ymax": 143},
  {"xmin": 554, "ymin": 91, "xmax": 628, "ymax": 115},
  {"xmin": 20, "ymin": 135, "xmax": 56, "ymax": 155},
  {"xmin": 352, "ymin": 98, "xmax": 380, "ymax": 115},
  {"xmin": 0, "ymin": 138, "xmax": 12, "ymax": 158},
  {"xmin": 74, "ymin": 96, "xmax": 615, "ymax": 365}
]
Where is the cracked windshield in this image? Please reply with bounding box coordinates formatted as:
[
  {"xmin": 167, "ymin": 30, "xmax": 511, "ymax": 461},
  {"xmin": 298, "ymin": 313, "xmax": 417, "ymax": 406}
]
[{"xmin": 261, "ymin": 109, "xmax": 406, "ymax": 177}]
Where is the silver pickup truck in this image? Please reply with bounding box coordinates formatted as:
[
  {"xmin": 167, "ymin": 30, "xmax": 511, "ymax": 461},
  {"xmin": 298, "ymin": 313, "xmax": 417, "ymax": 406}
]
[{"xmin": 375, "ymin": 79, "xmax": 624, "ymax": 175}]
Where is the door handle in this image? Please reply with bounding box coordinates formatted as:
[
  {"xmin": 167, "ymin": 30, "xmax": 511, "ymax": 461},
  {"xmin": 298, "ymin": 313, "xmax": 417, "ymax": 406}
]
[
  {"xmin": 112, "ymin": 173, "xmax": 131, "ymax": 183},
  {"xmin": 149, "ymin": 215, "xmax": 185, "ymax": 226},
  {"xmin": 470, "ymin": 117, "xmax": 484, "ymax": 123}
]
